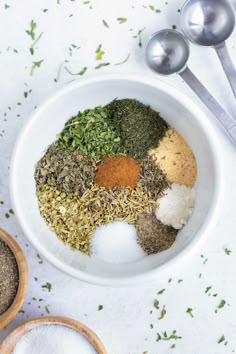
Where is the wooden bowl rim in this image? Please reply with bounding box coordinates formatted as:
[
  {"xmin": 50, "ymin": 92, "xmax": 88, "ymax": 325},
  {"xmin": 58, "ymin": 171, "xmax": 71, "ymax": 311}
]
[
  {"xmin": 0, "ymin": 228, "xmax": 28, "ymax": 330},
  {"xmin": 0, "ymin": 316, "xmax": 107, "ymax": 353}
]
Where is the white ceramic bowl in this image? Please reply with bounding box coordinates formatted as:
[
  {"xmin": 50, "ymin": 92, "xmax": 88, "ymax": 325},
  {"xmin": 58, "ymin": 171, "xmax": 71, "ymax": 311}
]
[{"xmin": 10, "ymin": 73, "xmax": 224, "ymax": 286}]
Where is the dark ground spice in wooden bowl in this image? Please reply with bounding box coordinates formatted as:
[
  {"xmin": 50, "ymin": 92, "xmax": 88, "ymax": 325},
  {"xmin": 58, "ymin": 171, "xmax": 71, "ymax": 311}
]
[
  {"xmin": 136, "ymin": 212, "xmax": 178, "ymax": 255},
  {"xmin": 0, "ymin": 239, "xmax": 19, "ymax": 315}
]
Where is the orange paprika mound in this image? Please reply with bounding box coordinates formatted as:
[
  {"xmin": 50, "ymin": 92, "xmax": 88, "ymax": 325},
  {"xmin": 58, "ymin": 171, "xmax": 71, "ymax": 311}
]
[{"xmin": 95, "ymin": 156, "xmax": 140, "ymax": 189}]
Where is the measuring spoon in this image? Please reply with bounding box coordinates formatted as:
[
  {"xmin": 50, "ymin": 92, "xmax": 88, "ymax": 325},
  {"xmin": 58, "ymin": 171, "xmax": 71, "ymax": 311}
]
[
  {"xmin": 145, "ymin": 29, "xmax": 236, "ymax": 145},
  {"xmin": 181, "ymin": 0, "xmax": 236, "ymax": 99}
]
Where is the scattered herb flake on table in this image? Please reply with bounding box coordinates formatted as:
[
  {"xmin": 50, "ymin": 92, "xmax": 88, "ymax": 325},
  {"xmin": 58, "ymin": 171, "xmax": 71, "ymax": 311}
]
[
  {"xmin": 95, "ymin": 44, "xmax": 105, "ymax": 60},
  {"xmin": 102, "ymin": 19, "xmax": 109, "ymax": 28},
  {"xmin": 30, "ymin": 60, "xmax": 44, "ymax": 76},
  {"xmin": 158, "ymin": 306, "xmax": 166, "ymax": 320},
  {"xmin": 26, "ymin": 20, "xmax": 37, "ymax": 40},
  {"xmin": 156, "ymin": 330, "xmax": 182, "ymax": 342},
  {"xmin": 149, "ymin": 5, "xmax": 161, "ymax": 13},
  {"xmin": 41, "ymin": 282, "xmax": 52, "ymax": 292},
  {"xmin": 95, "ymin": 62, "xmax": 110, "ymax": 69},
  {"xmin": 117, "ymin": 17, "xmax": 127, "ymax": 24},
  {"xmin": 224, "ymin": 248, "xmax": 231, "ymax": 255},
  {"xmin": 98, "ymin": 305, "xmax": 103, "ymax": 311},
  {"xmin": 186, "ymin": 308, "xmax": 194, "ymax": 317}
]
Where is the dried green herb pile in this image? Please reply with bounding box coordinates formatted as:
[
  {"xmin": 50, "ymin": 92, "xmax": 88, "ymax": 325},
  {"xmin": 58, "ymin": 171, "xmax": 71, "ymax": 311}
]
[
  {"xmin": 35, "ymin": 99, "xmax": 189, "ymax": 257},
  {"xmin": 105, "ymin": 99, "xmax": 169, "ymax": 159},
  {"xmin": 56, "ymin": 106, "xmax": 124, "ymax": 158},
  {"xmin": 35, "ymin": 144, "xmax": 98, "ymax": 197},
  {"xmin": 37, "ymin": 184, "xmax": 154, "ymax": 255}
]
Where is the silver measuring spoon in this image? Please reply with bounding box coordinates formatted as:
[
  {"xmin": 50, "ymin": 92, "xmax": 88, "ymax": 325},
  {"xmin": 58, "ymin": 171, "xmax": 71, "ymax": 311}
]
[
  {"xmin": 181, "ymin": 0, "xmax": 236, "ymax": 98},
  {"xmin": 145, "ymin": 29, "xmax": 236, "ymax": 145}
]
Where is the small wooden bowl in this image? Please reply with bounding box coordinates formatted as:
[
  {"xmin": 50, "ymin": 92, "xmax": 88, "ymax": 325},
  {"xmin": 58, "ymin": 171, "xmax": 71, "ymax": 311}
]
[
  {"xmin": 0, "ymin": 228, "xmax": 28, "ymax": 330},
  {"xmin": 0, "ymin": 317, "xmax": 107, "ymax": 353}
]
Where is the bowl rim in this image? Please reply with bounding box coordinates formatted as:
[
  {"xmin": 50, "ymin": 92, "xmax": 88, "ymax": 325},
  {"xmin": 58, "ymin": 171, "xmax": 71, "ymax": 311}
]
[
  {"xmin": 0, "ymin": 228, "xmax": 28, "ymax": 329},
  {"xmin": 0, "ymin": 316, "xmax": 107, "ymax": 353},
  {"xmin": 10, "ymin": 73, "xmax": 225, "ymax": 286}
]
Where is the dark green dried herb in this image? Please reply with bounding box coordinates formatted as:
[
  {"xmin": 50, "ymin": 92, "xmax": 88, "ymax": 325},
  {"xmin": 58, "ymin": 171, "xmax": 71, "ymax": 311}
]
[
  {"xmin": 105, "ymin": 99, "xmax": 169, "ymax": 160},
  {"xmin": 138, "ymin": 156, "xmax": 169, "ymax": 199},
  {"xmin": 35, "ymin": 144, "xmax": 98, "ymax": 196},
  {"xmin": 136, "ymin": 212, "xmax": 177, "ymax": 254},
  {"xmin": 56, "ymin": 106, "xmax": 123, "ymax": 159}
]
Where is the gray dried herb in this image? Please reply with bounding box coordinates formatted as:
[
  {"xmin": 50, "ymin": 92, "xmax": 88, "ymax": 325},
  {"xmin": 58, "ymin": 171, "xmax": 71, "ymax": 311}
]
[
  {"xmin": 35, "ymin": 144, "xmax": 98, "ymax": 196},
  {"xmin": 136, "ymin": 212, "xmax": 177, "ymax": 254},
  {"xmin": 138, "ymin": 156, "xmax": 169, "ymax": 200}
]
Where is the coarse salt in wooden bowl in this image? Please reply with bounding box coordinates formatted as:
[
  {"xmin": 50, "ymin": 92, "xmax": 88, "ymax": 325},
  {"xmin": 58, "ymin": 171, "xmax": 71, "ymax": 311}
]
[
  {"xmin": 0, "ymin": 317, "xmax": 107, "ymax": 353},
  {"xmin": 0, "ymin": 228, "xmax": 28, "ymax": 330}
]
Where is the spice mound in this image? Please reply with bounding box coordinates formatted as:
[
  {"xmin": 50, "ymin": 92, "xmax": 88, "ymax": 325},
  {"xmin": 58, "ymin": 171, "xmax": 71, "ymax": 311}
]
[
  {"xmin": 35, "ymin": 99, "xmax": 197, "ymax": 260},
  {"xmin": 105, "ymin": 99, "xmax": 169, "ymax": 159},
  {"xmin": 12, "ymin": 324, "xmax": 97, "ymax": 354},
  {"xmin": 136, "ymin": 213, "xmax": 178, "ymax": 255},
  {"xmin": 95, "ymin": 156, "xmax": 140, "ymax": 189},
  {"xmin": 155, "ymin": 184, "xmax": 195, "ymax": 230},
  {"xmin": 149, "ymin": 128, "xmax": 197, "ymax": 188},
  {"xmin": 92, "ymin": 221, "xmax": 145, "ymax": 263},
  {"xmin": 0, "ymin": 239, "xmax": 19, "ymax": 315},
  {"xmin": 35, "ymin": 145, "xmax": 98, "ymax": 197}
]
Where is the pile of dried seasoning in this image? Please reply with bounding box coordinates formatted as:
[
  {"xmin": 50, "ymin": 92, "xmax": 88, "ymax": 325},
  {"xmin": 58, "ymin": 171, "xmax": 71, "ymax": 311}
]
[
  {"xmin": 136, "ymin": 212, "xmax": 178, "ymax": 254},
  {"xmin": 0, "ymin": 239, "xmax": 19, "ymax": 315},
  {"xmin": 95, "ymin": 156, "xmax": 140, "ymax": 189},
  {"xmin": 37, "ymin": 184, "xmax": 155, "ymax": 255},
  {"xmin": 149, "ymin": 128, "xmax": 197, "ymax": 188},
  {"xmin": 56, "ymin": 106, "xmax": 124, "ymax": 159},
  {"xmin": 138, "ymin": 156, "xmax": 169, "ymax": 200},
  {"xmin": 105, "ymin": 99, "xmax": 169, "ymax": 159},
  {"xmin": 35, "ymin": 144, "xmax": 98, "ymax": 197}
]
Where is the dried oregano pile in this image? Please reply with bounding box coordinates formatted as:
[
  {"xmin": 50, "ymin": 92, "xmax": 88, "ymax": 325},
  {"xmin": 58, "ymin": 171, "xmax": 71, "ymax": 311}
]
[{"xmin": 35, "ymin": 99, "xmax": 197, "ymax": 259}]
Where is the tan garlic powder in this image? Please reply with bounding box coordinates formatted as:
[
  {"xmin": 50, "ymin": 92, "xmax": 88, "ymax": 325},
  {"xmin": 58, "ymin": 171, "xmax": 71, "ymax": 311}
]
[{"xmin": 149, "ymin": 128, "xmax": 197, "ymax": 188}]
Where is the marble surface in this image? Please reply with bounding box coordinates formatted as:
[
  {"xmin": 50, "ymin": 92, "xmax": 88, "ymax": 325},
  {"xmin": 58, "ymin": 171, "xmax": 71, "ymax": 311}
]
[{"xmin": 1, "ymin": 0, "xmax": 236, "ymax": 353}]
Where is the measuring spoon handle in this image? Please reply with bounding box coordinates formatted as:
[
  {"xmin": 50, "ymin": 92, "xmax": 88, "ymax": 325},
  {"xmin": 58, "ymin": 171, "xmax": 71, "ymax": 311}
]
[
  {"xmin": 179, "ymin": 67, "xmax": 236, "ymax": 145},
  {"xmin": 215, "ymin": 42, "xmax": 236, "ymax": 100}
]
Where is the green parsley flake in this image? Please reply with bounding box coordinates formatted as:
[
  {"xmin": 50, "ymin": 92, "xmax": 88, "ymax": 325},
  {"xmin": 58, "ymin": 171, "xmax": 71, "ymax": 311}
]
[
  {"xmin": 218, "ymin": 299, "xmax": 226, "ymax": 309},
  {"xmin": 218, "ymin": 335, "xmax": 225, "ymax": 344},
  {"xmin": 65, "ymin": 66, "xmax": 87, "ymax": 76},
  {"xmin": 98, "ymin": 305, "xmax": 103, "ymax": 311},
  {"xmin": 102, "ymin": 19, "xmax": 109, "ymax": 28},
  {"xmin": 224, "ymin": 248, "xmax": 231, "ymax": 255},
  {"xmin": 156, "ymin": 330, "xmax": 182, "ymax": 342},
  {"xmin": 205, "ymin": 286, "xmax": 212, "ymax": 294},
  {"xmin": 41, "ymin": 282, "xmax": 52, "ymax": 292},
  {"xmin": 95, "ymin": 44, "xmax": 105, "ymax": 60},
  {"xmin": 157, "ymin": 289, "xmax": 165, "ymax": 295},
  {"xmin": 149, "ymin": 5, "xmax": 161, "ymax": 13},
  {"xmin": 30, "ymin": 60, "xmax": 44, "ymax": 76},
  {"xmin": 158, "ymin": 306, "xmax": 166, "ymax": 320},
  {"xmin": 117, "ymin": 17, "xmax": 127, "ymax": 24},
  {"xmin": 95, "ymin": 62, "xmax": 110, "ymax": 69},
  {"xmin": 154, "ymin": 299, "xmax": 159, "ymax": 310},
  {"xmin": 26, "ymin": 20, "xmax": 37, "ymax": 40},
  {"xmin": 186, "ymin": 308, "xmax": 194, "ymax": 317}
]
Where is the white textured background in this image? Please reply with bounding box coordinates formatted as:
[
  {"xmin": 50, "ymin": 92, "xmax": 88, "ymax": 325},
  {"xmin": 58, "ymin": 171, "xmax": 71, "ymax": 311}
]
[{"xmin": 1, "ymin": 1, "xmax": 236, "ymax": 353}]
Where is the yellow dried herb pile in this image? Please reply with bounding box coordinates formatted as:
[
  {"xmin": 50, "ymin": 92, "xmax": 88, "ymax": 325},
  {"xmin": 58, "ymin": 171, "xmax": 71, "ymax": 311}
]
[
  {"xmin": 149, "ymin": 128, "xmax": 197, "ymax": 188},
  {"xmin": 37, "ymin": 184, "xmax": 155, "ymax": 255}
]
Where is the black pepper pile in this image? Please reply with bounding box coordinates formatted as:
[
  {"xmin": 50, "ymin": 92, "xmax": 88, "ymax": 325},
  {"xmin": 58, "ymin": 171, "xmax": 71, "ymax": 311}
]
[{"xmin": 0, "ymin": 239, "xmax": 19, "ymax": 315}]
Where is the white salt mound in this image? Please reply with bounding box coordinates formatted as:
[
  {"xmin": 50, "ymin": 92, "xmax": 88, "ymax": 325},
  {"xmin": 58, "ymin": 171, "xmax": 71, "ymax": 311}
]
[
  {"xmin": 92, "ymin": 221, "xmax": 146, "ymax": 264},
  {"xmin": 12, "ymin": 325, "xmax": 97, "ymax": 354},
  {"xmin": 155, "ymin": 184, "xmax": 195, "ymax": 230}
]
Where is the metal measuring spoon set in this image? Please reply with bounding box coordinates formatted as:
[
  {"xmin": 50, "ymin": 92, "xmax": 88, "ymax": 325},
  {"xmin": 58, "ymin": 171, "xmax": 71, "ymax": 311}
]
[{"xmin": 145, "ymin": 0, "xmax": 236, "ymax": 145}]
